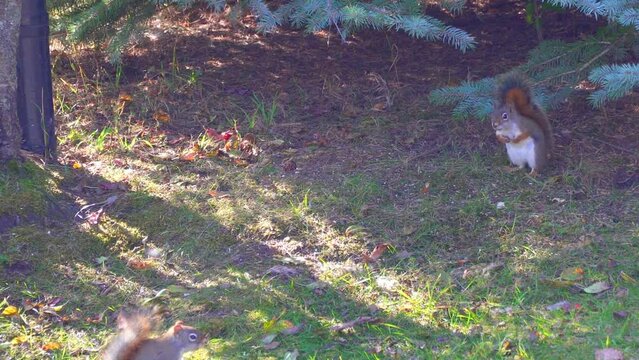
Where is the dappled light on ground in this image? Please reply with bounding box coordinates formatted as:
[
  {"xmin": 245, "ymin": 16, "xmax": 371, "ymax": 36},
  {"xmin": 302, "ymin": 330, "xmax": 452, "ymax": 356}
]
[{"xmin": 1, "ymin": 3, "xmax": 639, "ymax": 359}]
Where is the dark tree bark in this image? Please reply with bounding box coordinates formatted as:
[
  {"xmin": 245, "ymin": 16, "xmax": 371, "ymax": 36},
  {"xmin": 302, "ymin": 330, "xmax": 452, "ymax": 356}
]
[{"xmin": 0, "ymin": 0, "xmax": 23, "ymax": 161}]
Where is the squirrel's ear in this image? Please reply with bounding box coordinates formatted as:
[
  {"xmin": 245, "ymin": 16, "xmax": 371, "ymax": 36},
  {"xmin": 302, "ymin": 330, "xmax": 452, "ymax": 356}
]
[{"xmin": 173, "ymin": 321, "xmax": 184, "ymax": 332}]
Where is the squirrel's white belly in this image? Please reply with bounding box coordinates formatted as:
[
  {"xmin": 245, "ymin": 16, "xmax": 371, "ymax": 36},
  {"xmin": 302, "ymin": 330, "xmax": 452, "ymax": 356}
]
[{"xmin": 505, "ymin": 137, "xmax": 536, "ymax": 169}]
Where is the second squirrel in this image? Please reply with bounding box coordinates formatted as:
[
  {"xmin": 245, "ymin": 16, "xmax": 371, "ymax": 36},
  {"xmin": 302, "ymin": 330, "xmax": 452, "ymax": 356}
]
[
  {"xmin": 102, "ymin": 307, "xmax": 204, "ymax": 360},
  {"xmin": 491, "ymin": 74, "xmax": 553, "ymax": 176}
]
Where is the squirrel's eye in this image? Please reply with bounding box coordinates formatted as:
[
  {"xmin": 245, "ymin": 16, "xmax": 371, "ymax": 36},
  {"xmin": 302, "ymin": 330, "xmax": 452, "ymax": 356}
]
[
  {"xmin": 189, "ymin": 333, "xmax": 198, "ymax": 342},
  {"xmin": 501, "ymin": 112, "xmax": 508, "ymax": 121}
]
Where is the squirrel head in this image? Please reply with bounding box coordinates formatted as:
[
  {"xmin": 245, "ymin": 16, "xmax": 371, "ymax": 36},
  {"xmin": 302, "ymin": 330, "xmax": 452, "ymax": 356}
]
[
  {"xmin": 492, "ymin": 101, "xmax": 516, "ymax": 132},
  {"xmin": 170, "ymin": 321, "xmax": 205, "ymax": 353},
  {"xmin": 492, "ymin": 88, "xmax": 529, "ymax": 132}
]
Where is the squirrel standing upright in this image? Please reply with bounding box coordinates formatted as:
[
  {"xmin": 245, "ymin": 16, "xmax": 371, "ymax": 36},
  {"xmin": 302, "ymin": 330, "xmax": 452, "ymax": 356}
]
[
  {"xmin": 491, "ymin": 74, "xmax": 553, "ymax": 176},
  {"xmin": 102, "ymin": 307, "xmax": 204, "ymax": 360}
]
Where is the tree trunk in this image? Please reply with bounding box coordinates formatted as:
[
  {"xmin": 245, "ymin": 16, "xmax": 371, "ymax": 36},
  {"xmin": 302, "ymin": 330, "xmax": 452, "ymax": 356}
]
[{"xmin": 0, "ymin": 0, "xmax": 23, "ymax": 161}]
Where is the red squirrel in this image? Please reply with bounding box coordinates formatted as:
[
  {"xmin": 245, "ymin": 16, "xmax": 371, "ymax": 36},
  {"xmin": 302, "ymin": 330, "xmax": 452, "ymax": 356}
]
[
  {"xmin": 491, "ymin": 74, "xmax": 553, "ymax": 176},
  {"xmin": 102, "ymin": 307, "xmax": 204, "ymax": 360}
]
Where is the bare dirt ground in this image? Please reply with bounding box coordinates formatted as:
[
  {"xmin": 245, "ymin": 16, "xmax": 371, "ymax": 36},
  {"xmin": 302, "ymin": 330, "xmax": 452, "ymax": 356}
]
[{"xmin": 54, "ymin": 2, "xmax": 638, "ymax": 191}]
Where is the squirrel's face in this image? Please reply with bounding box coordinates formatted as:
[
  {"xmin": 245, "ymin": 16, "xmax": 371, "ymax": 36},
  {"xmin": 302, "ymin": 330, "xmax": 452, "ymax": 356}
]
[
  {"xmin": 176, "ymin": 327, "xmax": 205, "ymax": 352},
  {"xmin": 492, "ymin": 105, "xmax": 513, "ymax": 131}
]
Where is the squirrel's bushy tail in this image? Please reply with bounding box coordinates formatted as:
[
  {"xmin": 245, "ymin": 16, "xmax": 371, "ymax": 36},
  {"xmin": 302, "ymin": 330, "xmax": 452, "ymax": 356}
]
[{"xmin": 102, "ymin": 307, "xmax": 162, "ymax": 360}]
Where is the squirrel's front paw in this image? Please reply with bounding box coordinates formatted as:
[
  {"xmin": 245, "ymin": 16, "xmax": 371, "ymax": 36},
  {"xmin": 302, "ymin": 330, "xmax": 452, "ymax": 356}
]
[{"xmin": 496, "ymin": 134, "xmax": 511, "ymax": 144}]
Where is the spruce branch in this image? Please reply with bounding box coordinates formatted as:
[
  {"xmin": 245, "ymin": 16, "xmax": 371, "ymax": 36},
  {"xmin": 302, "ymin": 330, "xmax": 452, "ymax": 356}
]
[
  {"xmin": 534, "ymin": 42, "xmax": 615, "ymax": 85},
  {"xmin": 588, "ymin": 63, "xmax": 639, "ymax": 107}
]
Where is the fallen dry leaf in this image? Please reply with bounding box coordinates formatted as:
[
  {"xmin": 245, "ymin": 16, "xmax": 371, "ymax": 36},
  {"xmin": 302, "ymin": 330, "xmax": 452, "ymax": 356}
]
[
  {"xmin": 583, "ymin": 281, "xmax": 611, "ymax": 294},
  {"xmin": 344, "ymin": 225, "xmax": 368, "ymax": 238},
  {"xmin": 42, "ymin": 342, "xmax": 61, "ymax": 351},
  {"xmin": 204, "ymin": 149, "xmax": 220, "ymax": 158},
  {"xmin": 595, "ymin": 348, "xmax": 624, "ymax": 360},
  {"xmin": 262, "ymin": 315, "xmax": 280, "ymax": 333},
  {"xmin": 180, "ymin": 151, "xmax": 199, "ymax": 162},
  {"xmin": 153, "ymin": 110, "xmax": 171, "ymax": 123},
  {"xmin": 560, "ymin": 267, "xmax": 585, "ymax": 282},
  {"xmin": 620, "ymin": 271, "xmax": 637, "ymax": 284},
  {"xmin": 11, "ymin": 335, "xmax": 28, "ymax": 345},
  {"xmin": 2, "ymin": 305, "xmax": 18, "ymax": 316},
  {"xmin": 371, "ymin": 102, "xmax": 386, "ymax": 111},
  {"xmin": 613, "ymin": 311, "xmax": 629, "ymax": 320},
  {"xmin": 221, "ymin": 130, "xmax": 235, "ymax": 141},
  {"xmin": 225, "ymin": 138, "xmax": 239, "ymax": 152},
  {"xmin": 85, "ymin": 313, "xmax": 103, "ymax": 324},
  {"xmin": 42, "ymin": 304, "xmax": 64, "ymax": 317},
  {"xmin": 167, "ymin": 135, "xmax": 187, "ymax": 145},
  {"xmin": 304, "ymin": 133, "xmax": 329, "ymax": 147},
  {"xmin": 233, "ymin": 158, "xmax": 249, "ymax": 167},
  {"xmin": 266, "ymin": 265, "xmax": 299, "ymax": 278},
  {"xmin": 283, "ymin": 349, "xmax": 299, "ymax": 360},
  {"xmin": 362, "ymin": 243, "xmax": 390, "ymax": 263},
  {"xmin": 273, "ymin": 319, "xmax": 294, "ymax": 331},
  {"xmin": 283, "ymin": 159, "xmax": 297, "ymax": 172},
  {"xmin": 546, "ymin": 300, "xmax": 571, "ymax": 312},
  {"xmin": 263, "ymin": 341, "xmax": 280, "ymax": 350},
  {"xmin": 262, "ymin": 333, "xmax": 277, "ymax": 344},
  {"xmin": 401, "ymin": 225, "xmax": 417, "ymax": 236},
  {"xmin": 500, "ymin": 339, "xmax": 513, "ymax": 354},
  {"xmin": 461, "ymin": 261, "xmax": 504, "ymax": 279},
  {"xmin": 128, "ymin": 259, "xmax": 152, "ymax": 270},
  {"xmin": 118, "ymin": 92, "xmax": 132, "ymax": 102},
  {"xmin": 330, "ymin": 316, "xmax": 379, "ymax": 332},
  {"xmin": 281, "ymin": 322, "xmax": 304, "ymax": 335},
  {"xmin": 616, "ymin": 287, "xmax": 629, "ymax": 298},
  {"xmin": 205, "ymin": 128, "xmax": 225, "ymax": 142},
  {"xmin": 243, "ymin": 133, "xmax": 257, "ymax": 144}
]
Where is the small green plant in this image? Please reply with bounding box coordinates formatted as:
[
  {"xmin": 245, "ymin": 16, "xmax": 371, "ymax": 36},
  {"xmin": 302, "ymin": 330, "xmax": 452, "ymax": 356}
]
[
  {"xmin": 93, "ymin": 127, "xmax": 113, "ymax": 153},
  {"xmin": 53, "ymin": 92, "xmax": 74, "ymax": 115},
  {"xmin": 195, "ymin": 132, "xmax": 218, "ymax": 153},
  {"xmin": 186, "ymin": 68, "xmax": 201, "ymax": 87},
  {"xmin": 252, "ymin": 93, "xmax": 278, "ymax": 127},
  {"xmin": 242, "ymin": 108, "xmax": 258, "ymax": 129},
  {"xmin": 290, "ymin": 190, "xmax": 311, "ymax": 217},
  {"xmin": 61, "ymin": 128, "xmax": 87, "ymax": 147},
  {"xmin": 118, "ymin": 135, "xmax": 138, "ymax": 152}
]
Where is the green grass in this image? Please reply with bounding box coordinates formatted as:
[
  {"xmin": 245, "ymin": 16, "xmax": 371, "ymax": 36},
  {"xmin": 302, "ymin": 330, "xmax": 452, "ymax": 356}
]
[
  {"xmin": 3, "ymin": 22, "xmax": 639, "ymax": 359},
  {"xmin": 0, "ymin": 161, "xmax": 55, "ymax": 217},
  {"xmin": 2, "ymin": 134, "xmax": 638, "ymax": 359}
]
